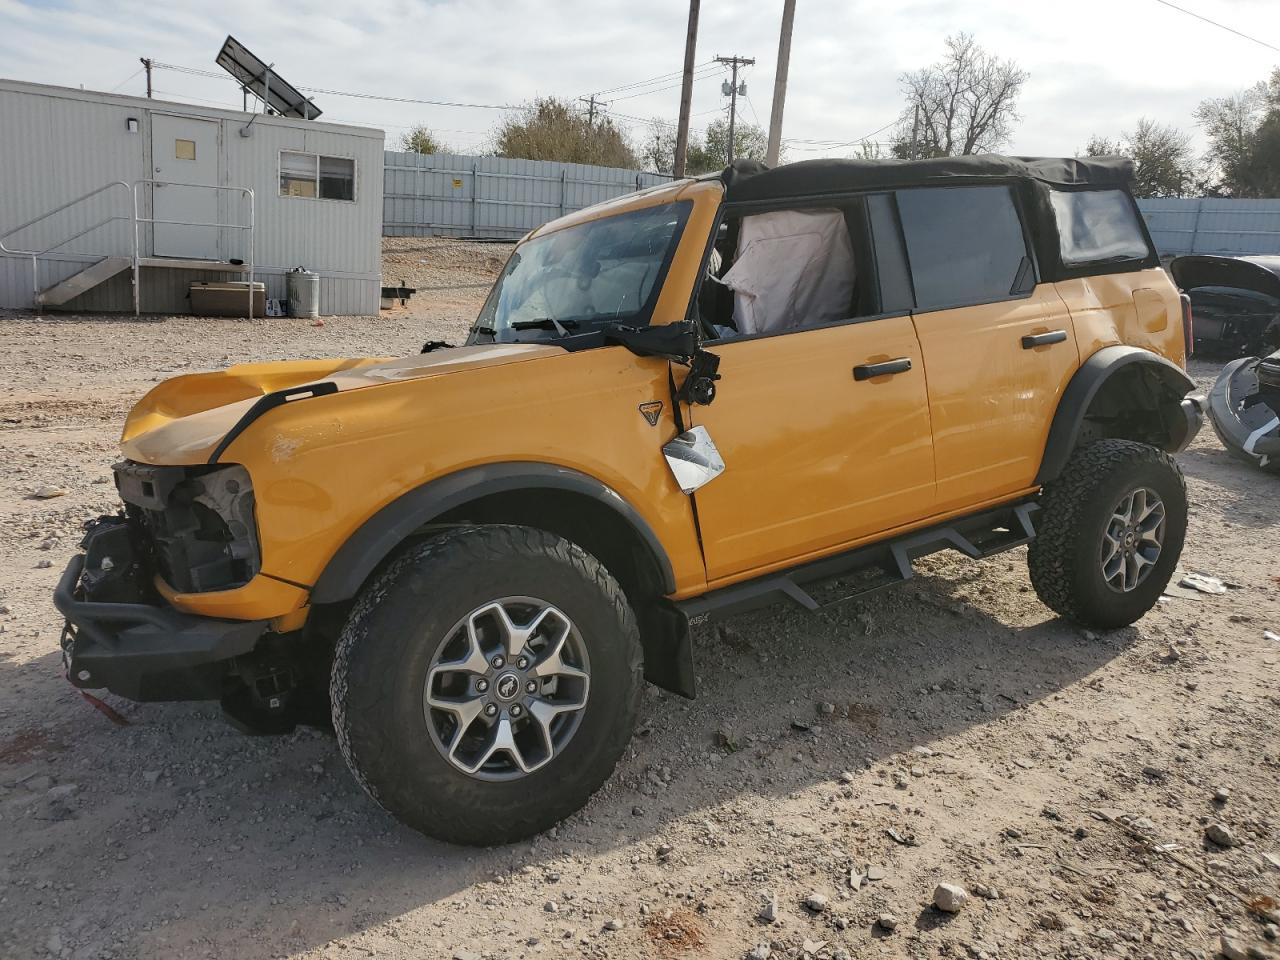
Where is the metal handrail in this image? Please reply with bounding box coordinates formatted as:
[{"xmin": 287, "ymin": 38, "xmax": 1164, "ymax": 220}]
[
  {"xmin": 0, "ymin": 179, "xmax": 256, "ymax": 317},
  {"xmin": 0, "ymin": 180, "xmax": 133, "ymax": 254},
  {"xmin": 131, "ymin": 180, "xmax": 255, "ymax": 318},
  {"xmin": 0, "ymin": 181, "xmax": 134, "ymax": 311}
]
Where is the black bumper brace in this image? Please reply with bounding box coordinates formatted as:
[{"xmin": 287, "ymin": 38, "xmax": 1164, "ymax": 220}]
[{"xmin": 55, "ymin": 555, "xmax": 269, "ymax": 702}]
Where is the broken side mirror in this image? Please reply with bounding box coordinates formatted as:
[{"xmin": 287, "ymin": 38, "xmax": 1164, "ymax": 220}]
[
  {"xmin": 604, "ymin": 320, "xmax": 699, "ymax": 359},
  {"xmin": 604, "ymin": 320, "xmax": 721, "ymax": 406},
  {"xmin": 676, "ymin": 350, "xmax": 720, "ymax": 406}
]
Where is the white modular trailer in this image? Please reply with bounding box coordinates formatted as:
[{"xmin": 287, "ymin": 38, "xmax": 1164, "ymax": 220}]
[{"xmin": 0, "ymin": 78, "xmax": 384, "ymax": 315}]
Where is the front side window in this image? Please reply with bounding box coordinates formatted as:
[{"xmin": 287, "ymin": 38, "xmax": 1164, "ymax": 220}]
[
  {"xmin": 1050, "ymin": 188, "xmax": 1150, "ymax": 267},
  {"xmin": 280, "ymin": 151, "xmax": 355, "ymax": 201},
  {"xmin": 897, "ymin": 185, "xmax": 1032, "ymax": 310},
  {"xmin": 475, "ymin": 201, "xmax": 691, "ymax": 343}
]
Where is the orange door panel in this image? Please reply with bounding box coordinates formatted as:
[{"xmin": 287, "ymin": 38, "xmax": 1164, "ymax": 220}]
[
  {"xmin": 911, "ymin": 285, "xmax": 1081, "ymax": 512},
  {"xmin": 689, "ymin": 317, "xmax": 936, "ymax": 583}
]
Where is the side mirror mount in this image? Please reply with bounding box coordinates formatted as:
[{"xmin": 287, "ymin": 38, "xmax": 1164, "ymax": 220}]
[
  {"xmin": 604, "ymin": 320, "xmax": 721, "ymax": 406},
  {"xmin": 604, "ymin": 320, "xmax": 699, "ymax": 359}
]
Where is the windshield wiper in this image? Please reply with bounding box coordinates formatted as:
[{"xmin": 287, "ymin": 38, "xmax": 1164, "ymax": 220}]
[
  {"xmin": 470, "ymin": 325, "xmax": 497, "ymax": 337},
  {"xmin": 510, "ymin": 317, "xmax": 579, "ymax": 336}
]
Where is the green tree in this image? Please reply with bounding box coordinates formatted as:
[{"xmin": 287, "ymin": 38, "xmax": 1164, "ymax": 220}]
[
  {"xmin": 1195, "ymin": 83, "xmax": 1268, "ymax": 195},
  {"xmin": 702, "ymin": 118, "xmax": 769, "ymax": 167},
  {"xmin": 1082, "ymin": 134, "xmax": 1122, "ymax": 157},
  {"xmin": 1123, "ymin": 118, "xmax": 1198, "ymax": 198},
  {"xmin": 494, "ymin": 97, "xmax": 638, "ymax": 167},
  {"xmin": 398, "ymin": 124, "xmax": 447, "ymax": 154}
]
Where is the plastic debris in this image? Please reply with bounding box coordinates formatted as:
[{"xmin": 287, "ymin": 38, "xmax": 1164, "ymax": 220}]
[{"xmin": 1179, "ymin": 573, "xmax": 1227, "ymax": 595}]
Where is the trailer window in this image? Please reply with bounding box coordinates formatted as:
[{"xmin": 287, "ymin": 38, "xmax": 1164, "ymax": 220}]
[{"xmin": 279, "ymin": 151, "xmax": 355, "ymax": 202}]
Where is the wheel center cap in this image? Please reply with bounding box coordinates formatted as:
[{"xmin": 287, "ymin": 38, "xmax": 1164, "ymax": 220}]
[{"xmin": 494, "ymin": 672, "xmax": 522, "ymax": 702}]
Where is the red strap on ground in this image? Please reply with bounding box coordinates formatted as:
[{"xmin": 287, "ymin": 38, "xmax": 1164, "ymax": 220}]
[{"xmin": 77, "ymin": 689, "xmax": 130, "ymax": 726}]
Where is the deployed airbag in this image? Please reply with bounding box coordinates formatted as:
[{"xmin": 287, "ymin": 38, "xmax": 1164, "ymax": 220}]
[{"xmin": 719, "ymin": 209, "xmax": 855, "ymax": 336}]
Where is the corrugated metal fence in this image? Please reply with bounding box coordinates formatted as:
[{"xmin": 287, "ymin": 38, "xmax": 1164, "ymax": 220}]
[
  {"xmin": 1138, "ymin": 198, "xmax": 1280, "ymax": 257},
  {"xmin": 382, "ymin": 156, "xmax": 1280, "ymax": 255},
  {"xmin": 383, "ymin": 151, "xmax": 670, "ymax": 239}
]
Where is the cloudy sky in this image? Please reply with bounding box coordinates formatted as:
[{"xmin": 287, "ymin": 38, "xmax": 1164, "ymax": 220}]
[{"xmin": 1, "ymin": 0, "xmax": 1277, "ymax": 161}]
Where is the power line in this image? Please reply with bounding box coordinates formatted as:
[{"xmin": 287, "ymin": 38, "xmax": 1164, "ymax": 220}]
[
  {"xmin": 783, "ymin": 119, "xmax": 899, "ymax": 148},
  {"xmin": 109, "ymin": 66, "xmax": 144, "ymax": 93},
  {"xmin": 584, "ymin": 60, "xmax": 715, "ymax": 98},
  {"xmin": 605, "ymin": 64, "xmax": 726, "ymax": 103},
  {"xmin": 150, "ymin": 60, "xmax": 517, "ymax": 110},
  {"xmin": 1152, "ymin": 0, "xmax": 1280, "ymax": 53}
]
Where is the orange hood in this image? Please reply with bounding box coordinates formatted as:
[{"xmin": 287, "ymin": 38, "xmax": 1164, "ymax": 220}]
[{"xmin": 120, "ymin": 343, "xmax": 564, "ymax": 465}]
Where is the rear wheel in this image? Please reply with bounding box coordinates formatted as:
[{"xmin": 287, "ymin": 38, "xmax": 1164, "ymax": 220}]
[
  {"xmin": 1028, "ymin": 439, "xmax": 1187, "ymax": 628},
  {"xmin": 331, "ymin": 525, "xmax": 643, "ymax": 845}
]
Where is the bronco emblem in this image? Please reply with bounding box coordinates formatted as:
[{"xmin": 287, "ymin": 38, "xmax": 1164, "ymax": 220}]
[
  {"xmin": 495, "ymin": 673, "xmax": 521, "ymax": 701},
  {"xmin": 638, "ymin": 401, "xmax": 663, "ymax": 426}
]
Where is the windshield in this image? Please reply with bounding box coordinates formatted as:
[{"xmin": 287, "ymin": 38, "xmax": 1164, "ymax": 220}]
[{"xmin": 472, "ymin": 200, "xmax": 692, "ymax": 343}]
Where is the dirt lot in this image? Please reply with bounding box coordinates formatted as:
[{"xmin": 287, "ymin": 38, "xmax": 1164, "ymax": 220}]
[{"xmin": 1, "ymin": 241, "xmax": 1278, "ymax": 960}]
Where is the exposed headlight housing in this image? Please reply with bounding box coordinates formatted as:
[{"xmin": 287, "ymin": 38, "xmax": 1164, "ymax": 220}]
[{"xmin": 113, "ymin": 462, "xmax": 260, "ymax": 592}]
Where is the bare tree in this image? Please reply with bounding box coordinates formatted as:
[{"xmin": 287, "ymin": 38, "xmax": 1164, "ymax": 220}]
[
  {"xmin": 493, "ymin": 97, "xmax": 638, "ymax": 167},
  {"xmin": 893, "ymin": 33, "xmax": 1028, "ymax": 159},
  {"xmin": 398, "ymin": 124, "xmax": 447, "ymax": 155},
  {"xmin": 642, "ymin": 119, "xmax": 678, "ymax": 174}
]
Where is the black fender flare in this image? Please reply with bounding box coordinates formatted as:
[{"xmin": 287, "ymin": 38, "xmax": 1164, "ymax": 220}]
[
  {"xmin": 309, "ymin": 463, "xmax": 677, "ymax": 604},
  {"xmin": 1035, "ymin": 345, "xmax": 1198, "ymax": 485}
]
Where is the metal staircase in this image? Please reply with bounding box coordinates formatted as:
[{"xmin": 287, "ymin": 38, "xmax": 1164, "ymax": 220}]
[
  {"xmin": 1, "ymin": 180, "xmax": 255, "ymax": 317},
  {"xmin": 37, "ymin": 256, "xmax": 132, "ymax": 307}
]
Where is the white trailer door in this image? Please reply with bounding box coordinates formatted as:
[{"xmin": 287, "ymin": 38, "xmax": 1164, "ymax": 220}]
[{"xmin": 151, "ymin": 115, "xmax": 219, "ymax": 259}]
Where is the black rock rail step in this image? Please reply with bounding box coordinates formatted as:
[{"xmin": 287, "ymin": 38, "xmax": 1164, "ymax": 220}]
[{"xmin": 677, "ymin": 500, "xmax": 1039, "ymax": 619}]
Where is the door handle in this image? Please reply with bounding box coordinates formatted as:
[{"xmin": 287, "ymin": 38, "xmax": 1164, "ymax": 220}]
[
  {"xmin": 853, "ymin": 357, "xmax": 912, "ymax": 381},
  {"xmin": 1021, "ymin": 329, "xmax": 1068, "ymax": 349}
]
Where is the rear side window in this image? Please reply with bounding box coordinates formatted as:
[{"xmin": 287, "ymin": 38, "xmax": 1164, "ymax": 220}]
[
  {"xmin": 896, "ymin": 185, "xmax": 1032, "ymax": 311},
  {"xmin": 1050, "ymin": 188, "xmax": 1150, "ymax": 267}
]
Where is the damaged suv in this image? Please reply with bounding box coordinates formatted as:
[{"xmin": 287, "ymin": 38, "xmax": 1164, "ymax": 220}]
[{"xmin": 57, "ymin": 156, "xmax": 1203, "ymax": 845}]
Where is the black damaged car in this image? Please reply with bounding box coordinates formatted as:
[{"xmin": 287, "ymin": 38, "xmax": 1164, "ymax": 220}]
[{"xmin": 1170, "ymin": 254, "xmax": 1280, "ymax": 358}]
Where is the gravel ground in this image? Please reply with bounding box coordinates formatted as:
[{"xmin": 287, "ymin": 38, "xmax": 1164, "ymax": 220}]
[{"xmin": 1, "ymin": 242, "xmax": 1278, "ymax": 960}]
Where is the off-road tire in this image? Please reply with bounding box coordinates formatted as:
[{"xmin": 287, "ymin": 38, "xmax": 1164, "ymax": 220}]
[
  {"xmin": 1028, "ymin": 439, "xmax": 1187, "ymax": 629},
  {"xmin": 330, "ymin": 525, "xmax": 644, "ymax": 846}
]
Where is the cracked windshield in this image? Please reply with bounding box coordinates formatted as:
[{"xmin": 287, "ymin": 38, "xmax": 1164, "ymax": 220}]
[{"xmin": 473, "ymin": 200, "xmax": 690, "ymax": 342}]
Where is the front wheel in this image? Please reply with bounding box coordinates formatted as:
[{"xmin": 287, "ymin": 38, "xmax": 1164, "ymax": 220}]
[
  {"xmin": 330, "ymin": 525, "xmax": 643, "ymax": 846},
  {"xmin": 1028, "ymin": 439, "xmax": 1187, "ymax": 629}
]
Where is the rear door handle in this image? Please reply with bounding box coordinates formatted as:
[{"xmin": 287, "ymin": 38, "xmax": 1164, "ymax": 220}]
[
  {"xmin": 1021, "ymin": 330, "xmax": 1068, "ymax": 349},
  {"xmin": 853, "ymin": 357, "xmax": 912, "ymax": 381}
]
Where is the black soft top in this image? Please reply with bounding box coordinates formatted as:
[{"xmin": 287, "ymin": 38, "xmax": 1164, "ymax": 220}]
[{"xmin": 720, "ymin": 155, "xmax": 1134, "ymax": 203}]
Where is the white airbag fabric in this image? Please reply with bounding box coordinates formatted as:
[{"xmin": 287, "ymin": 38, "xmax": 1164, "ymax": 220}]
[{"xmin": 719, "ymin": 208, "xmax": 855, "ymax": 336}]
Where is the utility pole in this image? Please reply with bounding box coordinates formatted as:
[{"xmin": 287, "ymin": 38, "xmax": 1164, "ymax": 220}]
[
  {"xmin": 140, "ymin": 57, "xmax": 153, "ymax": 98},
  {"xmin": 715, "ymin": 54, "xmax": 755, "ymax": 165},
  {"xmin": 579, "ymin": 95, "xmax": 606, "ymax": 125},
  {"xmin": 673, "ymin": 0, "xmax": 701, "ymax": 178},
  {"xmin": 765, "ymin": 0, "xmax": 796, "ymax": 167},
  {"xmin": 910, "ymin": 103, "xmax": 920, "ymax": 160}
]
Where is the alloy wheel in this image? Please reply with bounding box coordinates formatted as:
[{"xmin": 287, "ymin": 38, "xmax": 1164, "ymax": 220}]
[
  {"xmin": 423, "ymin": 597, "xmax": 590, "ymax": 781},
  {"xmin": 1099, "ymin": 486, "xmax": 1166, "ymax": 593}
]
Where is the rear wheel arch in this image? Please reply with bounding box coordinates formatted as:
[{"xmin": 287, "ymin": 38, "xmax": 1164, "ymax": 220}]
[{"xmin": 1036, "ymin": 346, "xmax": 1197, "ymax": 485}]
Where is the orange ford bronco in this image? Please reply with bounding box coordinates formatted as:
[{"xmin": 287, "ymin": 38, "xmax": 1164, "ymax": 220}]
[{"xmin": 57, "ymin": 156, "xmax": 1204, "ymax": 844}]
